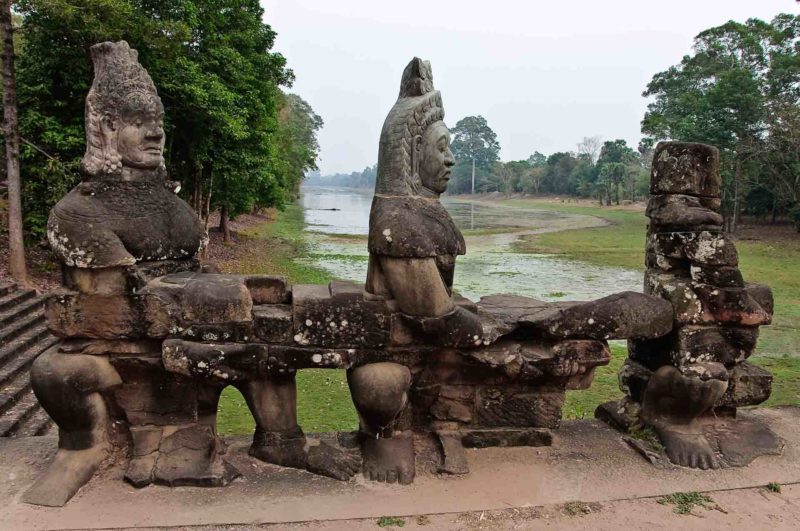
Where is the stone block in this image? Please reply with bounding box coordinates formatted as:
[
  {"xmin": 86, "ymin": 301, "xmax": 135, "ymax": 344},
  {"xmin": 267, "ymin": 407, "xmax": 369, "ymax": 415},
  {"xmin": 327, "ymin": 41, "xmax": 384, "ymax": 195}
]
[
  {"xmin": 716, "ymin": 362, "xmax": 772, "ymax": 408},
  {"xmin": 243, "ymin": 275, "xmax": 290, "ymax": 304},
  {"xmin": 684, "ymin": 232, "xmax": 738, "ymax": 267},
  {"xmin": 144, "ymin": 273, "xmax": 253, "ymax": 324},
  {"xmin": 644, "ymin": 271, "xmax": 703, "ymax": 324},
  {"xmin": 429, "ymin": 386, "xmax": 475, "ymax": 423},
  {"xmin": 650, "ymin": 141, "xmax": 721, "ymax": 197},
  {"xmin": 675, "ymin": 325, "xmax": 758, "ymax": 366},
  {"xmin": 292, "ymin": 283, "xmax": 391, "ymax": 348},
  {"xmin": 618, "ymin": 359, "xmax": 653, "ymax": 403},
  {"xmin": 162, "ymin": 339, "xmax": 263, "ymax": 382},
  {"xmin": 745, "ymin": 283, "xmax": 774, "ymax": 316},
  {"xmin": 646, "ymin": 193, "xmax": 723, "ymax": 229},
  {"xmin": 461, "ymin": 428, "xmax": 553, "ymax": 448},
  {"xmin": 693, "ymin": 284, "xmax": 772, "ymax": 326},
  {"xmin": 111, "ymin": 357, "xmax": 200, "ymax": 425},
  {"xmin": 645, "ymin": 249, "xmax": 688, "ymax": 274},
  {"xmin": 689, "ymin": 264, "xmax": 744, "ymax": 287},
  {"xmin": 522, "ymin": 291, "xmax": 674, "ymax": 341},
  {"xmin": 475, "ymin": 386, "xmax": 565, "ymax": 429},
  {"xmin": 253, "ymin": 304, "xmax": 293, "ymax": 343},
  {"xmin": 45, "ymin": 290, "xmax": 173, "ymax": 339}
]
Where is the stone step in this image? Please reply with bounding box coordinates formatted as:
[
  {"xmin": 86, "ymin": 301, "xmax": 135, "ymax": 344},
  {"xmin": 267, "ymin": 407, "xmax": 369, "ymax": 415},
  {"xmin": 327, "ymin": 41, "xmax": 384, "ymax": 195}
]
[
  {"xmin": 0, "ymin": 281, "xmax": 15, "ymax": 298},
  {"xmin": 0, "ymin": 334, "xmax": 58, "ymax": 394},
  {"xmin": 0, "ymin": 287, "xmax": 37, "ymax": 313},
  {"xmin": 13, "ymin": 407, "xmax": 52, "ymax": 437},
  {"xmin": 0, "ymin": 323, "xmax": 51, "ymax": 369},
  {"xmin": 0, "ymin": 391, "xmax": 38, "ymax": 436},
  {"xmin": 0, "ymin": 311, "xmax": 46, "ymax": 347},
  {"xmin": 0, "ymin": 293, "xmax": 48, "ymax": 329},
  {"xmin": 0, "ymin": 369, "xmax": 31, "ymax": 417}
]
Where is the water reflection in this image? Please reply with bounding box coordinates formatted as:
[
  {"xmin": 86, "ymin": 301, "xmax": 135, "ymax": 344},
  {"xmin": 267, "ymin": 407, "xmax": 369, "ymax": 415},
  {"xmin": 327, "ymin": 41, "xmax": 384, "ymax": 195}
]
[{"xmin": 299, "ymin": 186, "xmax": 642, "ymax": 301}]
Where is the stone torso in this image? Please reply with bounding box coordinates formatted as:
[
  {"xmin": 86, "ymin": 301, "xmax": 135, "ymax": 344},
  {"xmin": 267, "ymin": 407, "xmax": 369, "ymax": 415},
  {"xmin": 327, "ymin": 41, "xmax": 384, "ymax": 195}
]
[{"xmin": 48, "ymin": 179, "xmax": 206, "ymax": 268}]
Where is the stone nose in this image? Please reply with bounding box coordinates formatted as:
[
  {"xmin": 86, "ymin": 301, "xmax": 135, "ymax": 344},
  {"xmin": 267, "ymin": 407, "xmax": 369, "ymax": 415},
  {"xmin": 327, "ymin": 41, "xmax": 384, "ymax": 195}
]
[{"xmin": 146, "ymin": 125, "xmax": 164, "ymax": 140}]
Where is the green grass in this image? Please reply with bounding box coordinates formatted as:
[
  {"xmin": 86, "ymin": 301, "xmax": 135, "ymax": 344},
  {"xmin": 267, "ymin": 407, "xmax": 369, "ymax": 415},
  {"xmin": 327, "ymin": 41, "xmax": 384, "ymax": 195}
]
[{"xmin": 657, "ymin": 492, "xmax": 715, "ymax": 515}]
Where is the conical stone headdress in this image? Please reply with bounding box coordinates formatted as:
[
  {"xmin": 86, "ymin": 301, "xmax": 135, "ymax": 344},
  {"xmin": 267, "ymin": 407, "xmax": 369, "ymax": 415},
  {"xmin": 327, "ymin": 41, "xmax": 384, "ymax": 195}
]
[
  {"xmin": 82, "ymin": 41, "xmax": 165, "ymax": 179},
  {"xmin": 375, "ymin": 58, "xmax": 445, "ymax": 196},
  {"xmin": 368, "ymin": 58, "xmax": 465, "ymax": 258}
]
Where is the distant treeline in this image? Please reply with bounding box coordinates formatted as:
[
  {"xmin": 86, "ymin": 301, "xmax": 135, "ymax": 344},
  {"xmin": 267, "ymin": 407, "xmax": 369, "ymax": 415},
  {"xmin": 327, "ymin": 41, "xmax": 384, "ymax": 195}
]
[{"xmin": 305, "ymin": 165, "xmax": 377, "ymax": 189}]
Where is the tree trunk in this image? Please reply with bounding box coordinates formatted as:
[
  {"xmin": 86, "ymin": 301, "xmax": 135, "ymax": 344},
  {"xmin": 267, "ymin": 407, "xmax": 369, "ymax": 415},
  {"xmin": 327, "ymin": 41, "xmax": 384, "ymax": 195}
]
[
  {"xmin": 219, "ymin": 203, "xmax": 230, "ymax": 243},
  {"xmin": 1, "ymin": 3, "xmax": 27, "ymax": 284},
  {"xmin": 471, "ymin": 157, "xmax": 475, "ymax": 194},
  {"xmin": 203, "ymin": 163, "xmax": 213, "ymax": 231}
]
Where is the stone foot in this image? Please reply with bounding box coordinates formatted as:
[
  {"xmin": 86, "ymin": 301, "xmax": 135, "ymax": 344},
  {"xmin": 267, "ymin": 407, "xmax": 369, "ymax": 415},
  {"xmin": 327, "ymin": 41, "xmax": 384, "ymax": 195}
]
[
  {"xmin": 361, "ymin": 431, "xmax": 415, "ymax": 485},
  {"xmin": 306, "ymin": 441, "xmax": 361, "ymax": 481},
  {"xmin": 652, "ymin": 421, "xmax": 720, "ymax": 470},
  {"xmin": 249, "ymin": 427, "xmax": 307, "ymax": 469},
  {"xmin": 22, "ymin": 444, "xmax": 108, "ymax": 507},
  {"xmin": 641, "ymin": 363, "xmax": 728, "ymax": 470}
]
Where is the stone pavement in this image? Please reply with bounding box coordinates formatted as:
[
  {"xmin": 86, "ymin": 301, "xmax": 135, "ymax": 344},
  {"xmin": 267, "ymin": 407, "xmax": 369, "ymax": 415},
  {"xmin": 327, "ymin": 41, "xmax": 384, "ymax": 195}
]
[{"xmin": 2, "ymin": 407, "xmax": 799, "ymax": 530}]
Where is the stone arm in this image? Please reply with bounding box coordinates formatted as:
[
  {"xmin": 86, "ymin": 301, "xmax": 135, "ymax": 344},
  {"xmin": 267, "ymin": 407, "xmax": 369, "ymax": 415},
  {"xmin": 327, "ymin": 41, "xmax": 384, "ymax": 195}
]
[{"xmin": 380, "ymin": 256, "xmax": 483, "ymax": 347}]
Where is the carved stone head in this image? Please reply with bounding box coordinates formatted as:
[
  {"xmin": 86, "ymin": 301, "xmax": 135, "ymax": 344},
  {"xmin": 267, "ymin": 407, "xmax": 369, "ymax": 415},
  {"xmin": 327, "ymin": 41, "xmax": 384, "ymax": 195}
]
[
  {"xmin": 374, "ymin": 58, "xmax": 454, "ymax": 197},
  {"xmin": 82, "ymin": 41, "xmax": 166, "ymax": 180}
]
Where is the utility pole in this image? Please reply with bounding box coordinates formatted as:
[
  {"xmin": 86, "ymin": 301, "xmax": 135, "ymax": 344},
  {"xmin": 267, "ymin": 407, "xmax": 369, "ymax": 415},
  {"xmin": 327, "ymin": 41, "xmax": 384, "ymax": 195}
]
[
  {"xmin": 471, "ymin": 157, "xmax": 475, "ymax": 195},
  {"xmin": 1, "ymin": 1, "xmax": 28, "ymax": 284}
]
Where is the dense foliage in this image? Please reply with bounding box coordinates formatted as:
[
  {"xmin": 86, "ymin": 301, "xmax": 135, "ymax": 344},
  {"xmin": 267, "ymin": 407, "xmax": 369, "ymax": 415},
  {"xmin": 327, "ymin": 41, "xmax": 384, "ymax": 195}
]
[
  {"xmin": 9, "ymin": 0, "xmax": 322, "ymax": 237},
  {"xmin": 642, "ymin": 13, "xmax": 800, "ymax": 231}
]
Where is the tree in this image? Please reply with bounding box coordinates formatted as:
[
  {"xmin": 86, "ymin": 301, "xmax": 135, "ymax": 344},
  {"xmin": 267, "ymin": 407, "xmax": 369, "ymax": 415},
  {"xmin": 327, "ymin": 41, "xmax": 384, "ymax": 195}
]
[
  {"xmin": 641, "ymin": 14, "xmax": 800, "ymax": 231},
  {"xmin": 449, "ymin": 115, "xmax": 500, "ymax": 194},
  {"xmin": 576, "ymin": 136, "xmax": 602, "ymax": 164},
  {"xmin": 1, "ymin": 1, "xmax": 27, "ymax": 283}
]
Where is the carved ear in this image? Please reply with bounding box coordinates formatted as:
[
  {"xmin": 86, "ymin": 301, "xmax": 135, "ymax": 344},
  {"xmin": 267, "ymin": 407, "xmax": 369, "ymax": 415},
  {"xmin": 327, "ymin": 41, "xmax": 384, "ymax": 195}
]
[
  {"xmin": 101, "ymin": 113, "xmax": 117, "ymax": 134},
  {"xmin": 411, "ymin": 134, "xmax": 423, "ymax": 175}
]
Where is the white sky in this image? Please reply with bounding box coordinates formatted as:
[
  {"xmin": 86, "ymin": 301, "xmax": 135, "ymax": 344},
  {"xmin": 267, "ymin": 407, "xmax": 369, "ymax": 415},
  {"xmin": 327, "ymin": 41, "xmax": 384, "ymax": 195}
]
[{"xmin": 262, "ymin": 0, "xmax": 798, "ymax": 174}]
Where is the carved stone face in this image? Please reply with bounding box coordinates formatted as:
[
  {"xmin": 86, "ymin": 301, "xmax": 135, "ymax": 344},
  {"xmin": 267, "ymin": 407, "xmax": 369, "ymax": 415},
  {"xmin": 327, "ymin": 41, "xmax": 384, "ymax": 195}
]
[
  {"xmin": 418, "ymin": 121, "xmax": 455, "ymax": 195},
  {"xmin": 116, "ymin": 105, "xmax": 165, "ymax": 170}
]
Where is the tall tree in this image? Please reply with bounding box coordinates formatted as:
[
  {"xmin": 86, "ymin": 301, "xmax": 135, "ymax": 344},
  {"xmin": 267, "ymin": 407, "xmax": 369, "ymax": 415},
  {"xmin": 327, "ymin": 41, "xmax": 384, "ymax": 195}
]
[
  {"xmin": 1, "ymin": 1, "xmax": 27, "ymax": 283},
  {"xmin": 449, "ymin": 115, "xmax": 500, "ymax": 194}
]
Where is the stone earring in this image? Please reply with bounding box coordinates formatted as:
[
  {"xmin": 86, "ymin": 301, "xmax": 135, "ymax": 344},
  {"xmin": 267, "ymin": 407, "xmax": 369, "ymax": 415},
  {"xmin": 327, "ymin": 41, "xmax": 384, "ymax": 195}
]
[{"xmin": 104, "ymin": 152, "xmax": 122, "ymax": 173}]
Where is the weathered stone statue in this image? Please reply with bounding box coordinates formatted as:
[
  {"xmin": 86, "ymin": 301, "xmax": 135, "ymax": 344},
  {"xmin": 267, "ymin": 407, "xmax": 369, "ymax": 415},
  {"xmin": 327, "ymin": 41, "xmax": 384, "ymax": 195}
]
[
  {"xmin": 597, "ymin": 142, "xmax": 781, "ymax": 469},
  {"xmin": 350, "ymin": 58, "xmax": 484, "ymax": 484}
]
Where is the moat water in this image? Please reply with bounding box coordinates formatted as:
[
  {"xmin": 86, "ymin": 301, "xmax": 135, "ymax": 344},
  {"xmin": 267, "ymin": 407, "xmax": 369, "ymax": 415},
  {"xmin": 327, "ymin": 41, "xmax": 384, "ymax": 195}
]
[{"xmin": 297, "ymin": 186, "xmax": 642, "ymax": 302}]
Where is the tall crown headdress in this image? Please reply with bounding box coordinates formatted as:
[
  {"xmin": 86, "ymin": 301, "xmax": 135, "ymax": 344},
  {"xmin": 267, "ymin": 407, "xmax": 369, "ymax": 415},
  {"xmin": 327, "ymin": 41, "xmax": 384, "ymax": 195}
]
[
  {"xmin": 81, "ymin": 41, "xmax": 164, "ymax": 179},
  {"xmin": 375, "ymin": 58, "xmax": 445, "ymax": 195}
]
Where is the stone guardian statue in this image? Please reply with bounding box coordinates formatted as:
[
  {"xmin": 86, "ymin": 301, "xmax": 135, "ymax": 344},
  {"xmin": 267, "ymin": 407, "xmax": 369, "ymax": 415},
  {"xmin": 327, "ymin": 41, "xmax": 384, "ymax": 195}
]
[{"xmin": 347, "ymin": 58, "xmax": 483, "ymax": 484}]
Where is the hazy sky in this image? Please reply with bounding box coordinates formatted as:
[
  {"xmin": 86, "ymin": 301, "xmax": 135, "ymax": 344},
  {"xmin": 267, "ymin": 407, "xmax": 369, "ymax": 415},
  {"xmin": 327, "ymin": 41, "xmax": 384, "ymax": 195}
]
[{"xmin": 262, "ymin": 1, "xmax": 797, "ymax": 175}]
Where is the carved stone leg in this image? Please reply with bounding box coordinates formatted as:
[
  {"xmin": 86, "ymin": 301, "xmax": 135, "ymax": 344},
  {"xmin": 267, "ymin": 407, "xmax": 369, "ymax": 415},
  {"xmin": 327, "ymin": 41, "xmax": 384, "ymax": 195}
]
[
  {"xmin": 238, "ymin": 375, "xmax": 361, "ymax": 480},
  {"xmin": 238, "ymin": 375, "xmax": 307, "ymax": 469},
  {"xmin": 641, "ymin": 362, "xmax": 728, "ymax": 470},
  {"xmin": 22, "ymin": 347, "xmax": 122, "ymax": 506},
  {"xmin": 348, "ymin": 362, "xmax": 414, "ymax": 484}
]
